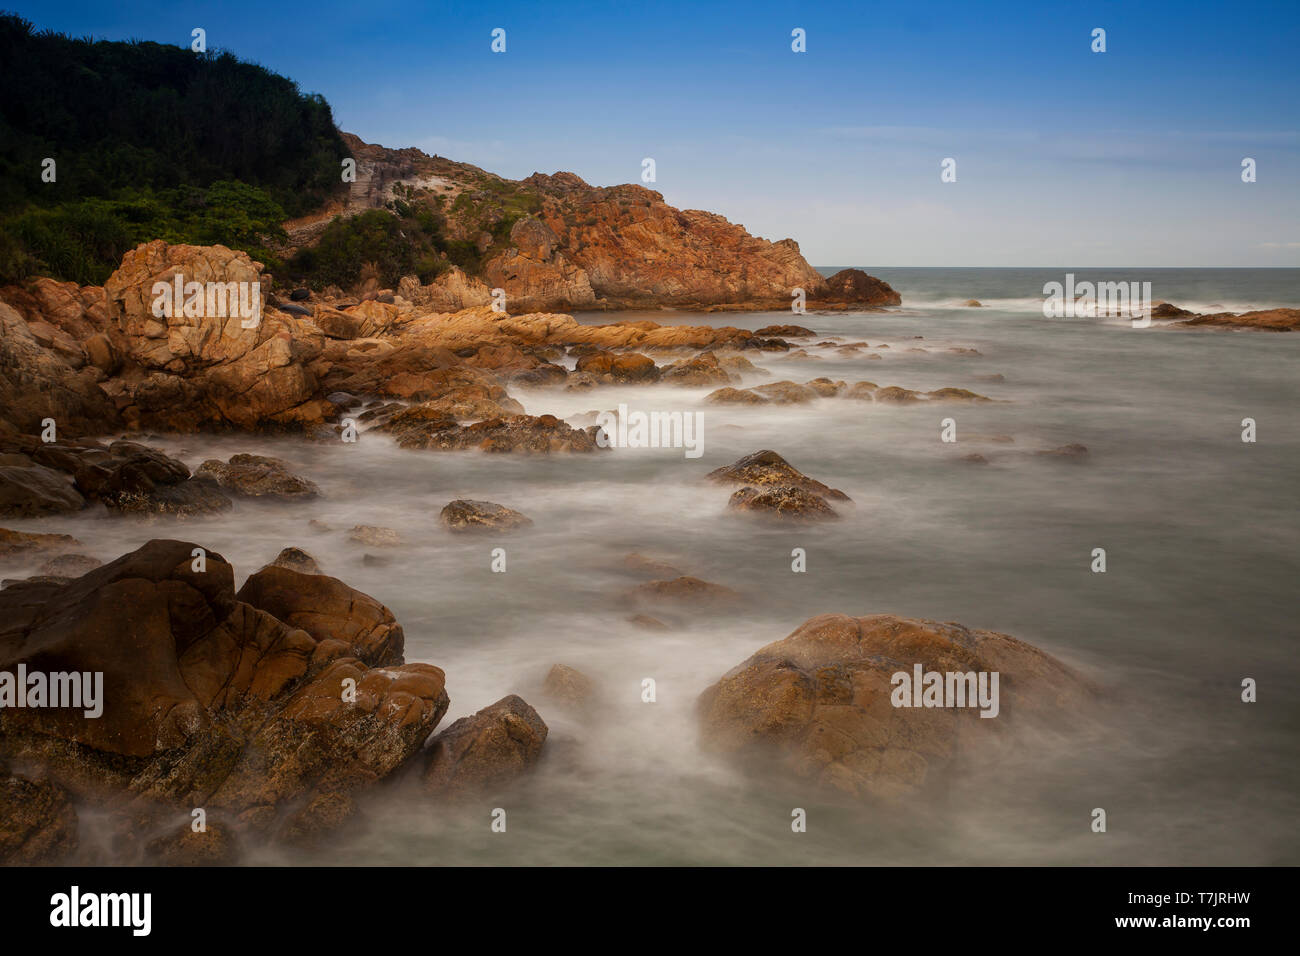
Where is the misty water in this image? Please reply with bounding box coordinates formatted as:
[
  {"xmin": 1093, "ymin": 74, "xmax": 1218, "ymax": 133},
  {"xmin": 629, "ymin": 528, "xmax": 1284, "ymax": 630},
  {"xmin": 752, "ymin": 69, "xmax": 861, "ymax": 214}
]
[{"xmin": 5, "ymin": 268, "xmax": 1297, "ymax": 865}]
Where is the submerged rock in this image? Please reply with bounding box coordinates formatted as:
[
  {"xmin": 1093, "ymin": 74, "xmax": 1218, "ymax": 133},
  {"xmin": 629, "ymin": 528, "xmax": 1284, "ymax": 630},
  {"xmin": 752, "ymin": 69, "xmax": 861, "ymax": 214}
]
[
  {"xmin": 1035, "ymin": 443, "xmax": 1090, "ymax": 461},
  {"xmin": 348, "ymin": 525, "xmax": 402, "ymax": 547},
  {"xmin": 381, "ymin": 412, "xmax": 600, "ymax": 454},
  {"xmin": 541, "ymin": 664, "xmax": 597, "ymax": 712},
  {"xmin": 706, "ymin": 449, "xmax": 850, "ymax": 501},
  {"xmin": 659, "ymin": 351, "xmax": 734, "ymax": 386},
  {"xmin": 622, "ymin": 552, "xmax": 685, "ymax": 578},
  {"xmin": 0, "ymin": 528, "xmax": 81, "ymax": 557},
  {"xmin": 626, "ymin": 575, "xmax": 742, "ymax": 608},
  {"xmin": 697, "ymin": 614, "xmax": 1094, "ymax": 800},
  {"xmin": 440, "ymin": 499, "xmax": 534, "ymax": 534},
  {"xmin": 196, "ymin": 454, "xmax": 320, "ymax": 500},
  {"xmin": 266, "ymin": 546, "xmax": 321, "ymax": 575},
  {"xmin": 728, "ymin": 484, "xmax": 840, "ymax": 521}
]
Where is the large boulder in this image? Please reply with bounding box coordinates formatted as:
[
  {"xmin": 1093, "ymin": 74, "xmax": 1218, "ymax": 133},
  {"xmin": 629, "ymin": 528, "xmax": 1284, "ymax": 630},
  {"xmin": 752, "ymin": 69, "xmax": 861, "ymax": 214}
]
[
  {"xmin": 697, "ymin": 614, "xmax": 1094, "ymax": 800},
  {"xmin": 0, "ymin": 540, "xmax": 447, "ymax": 836},
  {"xmin": 102, "ymin": 241, "xmax": 325, "ymax": 430},
  {"xmin": 422, "ymin": 695, "xmax": 548, "ymax": 798}
]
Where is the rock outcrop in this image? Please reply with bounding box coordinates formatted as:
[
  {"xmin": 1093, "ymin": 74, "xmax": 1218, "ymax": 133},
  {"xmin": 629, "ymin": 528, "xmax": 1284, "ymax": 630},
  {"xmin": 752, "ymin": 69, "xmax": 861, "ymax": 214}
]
[{"xmin": 0, "ymin": 539, "xmax": 447, "ymax": 848}]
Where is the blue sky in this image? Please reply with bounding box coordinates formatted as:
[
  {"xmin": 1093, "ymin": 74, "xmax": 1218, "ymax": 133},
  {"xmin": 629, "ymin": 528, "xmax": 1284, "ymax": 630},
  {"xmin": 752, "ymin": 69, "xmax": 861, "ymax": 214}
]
[{"xmin": 13, "ymin": 0, "xmax": 1300, "ymax": 266}]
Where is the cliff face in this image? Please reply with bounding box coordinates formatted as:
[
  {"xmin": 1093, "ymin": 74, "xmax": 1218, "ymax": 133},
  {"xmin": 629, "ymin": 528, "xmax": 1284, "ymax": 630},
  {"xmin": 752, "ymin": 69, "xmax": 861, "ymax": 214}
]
[
  {"xmin": 520, "ymin": 173, "xmax": 827, "ymax": 310},
  {"xmin": 303, "ymin": 135, "xmax": 898, "ymax": 312}
]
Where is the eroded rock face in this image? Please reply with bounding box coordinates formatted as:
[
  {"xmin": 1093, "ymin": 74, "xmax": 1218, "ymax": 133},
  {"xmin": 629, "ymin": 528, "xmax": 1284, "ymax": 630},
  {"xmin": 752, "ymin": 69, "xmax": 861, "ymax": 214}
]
[
  {"xmin": 422, "ymin": 695, "xmax": 548, "ymax": 798},
  {"xmin": 481, "ymin": 217, "xmax": 598, "ymax": 314},
  {"xmin": 0, "ymin": 775, "xmax": 79, "ymax": 864},
  {"xmin": 697, "ymin": 614, "xmax": 1093, "ymax": 800},
  {"xmin": 101, "ymin": 241, "xmax": 326, "ymax": 431},
  {"xmin": 0, "ymin": 300, "xmax": 122, "ymax": 438},
  {"xmin": 522, "ymin": 174, "xmax": 828, "ymax": 310}
]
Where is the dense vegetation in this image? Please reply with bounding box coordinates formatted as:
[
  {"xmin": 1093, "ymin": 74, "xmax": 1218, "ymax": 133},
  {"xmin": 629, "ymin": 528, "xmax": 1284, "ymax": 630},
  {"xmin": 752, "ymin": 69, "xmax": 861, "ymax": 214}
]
[{"xmin": 0, "ymin": 12, "xmax": 346, "ymax": 284}]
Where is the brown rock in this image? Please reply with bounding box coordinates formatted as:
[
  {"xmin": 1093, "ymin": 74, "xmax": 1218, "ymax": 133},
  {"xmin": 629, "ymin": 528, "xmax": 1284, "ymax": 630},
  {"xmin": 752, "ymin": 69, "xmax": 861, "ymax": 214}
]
[
  {"xmin": 347, "ymin": 525, "xmax": 402, "ymax": 547},
  {"xmin": 37, "ymin": 554, "xmax": 102, "ymax": 578},
  {"xmin": 705, "ymin": 386, "xmax": 769, "ymax": 405},
  {"xmin": 0, "ymin": 775, "xmax": 79, "ymax": 864},
  {"xmin": 622, "ymin": 553, "xmax": 685, "ymax": 578},
  {"xmin": 626, "ymin": 576, "xmax": 741, "ymax": 608},
  {"xmin": 728, "ymin": 485, "xmax": 839, "ymax": 521},
  {"xmin": 659, "ymin": 351, "xmax": 734, "ymax": 386},
  {"xmin": 266, "ymin": 547, "xmax": 321, "ymax": 575},
  {"xmin": 144, "ymin": 820, "xmax": 240, "ymax": 866},
  {"xmin": 811, "ymin": 269, "xmax": 902, "ymax": 308},
  {"xmin": 440, "ymin": 499, "xmax": 534, "ymax": 534},
  {"xmin": 195, "ymin": 454, "xmax": 320, "ymax": 500},
  {"xmin": 381, "ymin": 412, "xmax": 600, "ymax": 454},
  {"xmin": 237, "ymin": 564, "xmax": 405, "ymax": 666},
  {"xmin": 697, "ymin": 613, "xmax": 1094, "ymax": 799},
  {"xmin": 0, "ymin": 464, "xmax": 85, "ymax": 516},
  {"xmin": 422, "ymin": 695, "xmax": 548, "ymax": 797},
  {"xmin": 706, "ymin": 449, "xmax": 850, "ymax": 501},
  {"xmin": 0, "ymin": 528, "xmax": 81, "ymax": 557},
  {"xmin": 574, "ymin": 350, "xmax": 661, "ymax": 384},
  {"xmin": 541, "ymin": 664, "xmax": 597, "ymax": 711}
]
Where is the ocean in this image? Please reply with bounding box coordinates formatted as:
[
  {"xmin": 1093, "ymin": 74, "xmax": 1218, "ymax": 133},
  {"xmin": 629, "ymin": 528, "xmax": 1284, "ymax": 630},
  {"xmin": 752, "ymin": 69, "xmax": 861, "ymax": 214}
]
[{"xmin": 6, "ymin": 267, "xmax": 1296, "ymax": 865}]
